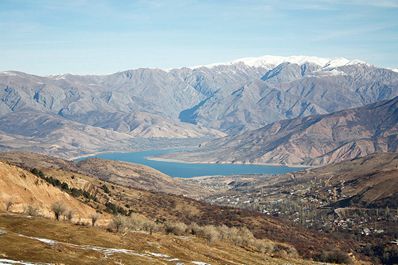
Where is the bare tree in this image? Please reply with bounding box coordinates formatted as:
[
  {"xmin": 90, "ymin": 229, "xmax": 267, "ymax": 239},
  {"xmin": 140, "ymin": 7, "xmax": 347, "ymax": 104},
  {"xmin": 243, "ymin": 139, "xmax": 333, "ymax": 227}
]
[
  {"xmin": 24, "ymin": 205, "xmax": 39, "ymax": 216},
  {"xmin": 90, "ymin": 213, "xmax": 100, "ymax": 227},
  {"xmin": 65, "ymin": 210, "xmax": 74, "ymax": 221},
  {"xmin": 110, "ymin": 215, "xmax": 125, "ymax": 232},
  {"xmin": 5, "ymin": 199, "xmax": 13, "ymax": 212},
  {"xmin": 51, "ymin": 202, "xmax": 66, "ymax": 221}
]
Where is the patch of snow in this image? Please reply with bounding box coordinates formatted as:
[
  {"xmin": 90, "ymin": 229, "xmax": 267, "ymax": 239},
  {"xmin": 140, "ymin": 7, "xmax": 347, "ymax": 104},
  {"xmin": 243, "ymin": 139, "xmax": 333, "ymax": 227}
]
[
  {"xmin": 35, "ymin": 238, "xmax": 57, "ymax": 245},
  {"xmin": 87, "ymin": 246, "xmax": 146, "ymax": 257},
  {"xmin": 391, "ymin": 68, "xmax": 398, "ymax": 73},
  {"xmin": 310, "ymin": 69, "xmax": 347, "ymax": 77},
  {"xmin": 18, "ymin": 234, "xmax": 57, "ymax": 246},
  {"xmin": 235, "ymin": 55, "xmax": 331, "ymax": 67},
  {"xmin": 0, "ymin": 71, "xmax": 19, "ymax": 76},
  {"xmin": 17, "ymin": 232, "xmax": 179, "ymax": 261},
  {"xmin": 0, "ymin": 258, "xmax": 52, "ymax": 265},
  {"xmin": 148, "ymin": 252, "xmax": 170, "ymax": 258},
  {"xmin": 324, "ymin": 58, "xmax": 369, "ymax": 69},
  {"xmin": 167, "ymin": 258, "xmax": 180, "ymax": 262},
  {"xmin": 192, "ymin": 262, "xmax": 211, "ymax": 265}
]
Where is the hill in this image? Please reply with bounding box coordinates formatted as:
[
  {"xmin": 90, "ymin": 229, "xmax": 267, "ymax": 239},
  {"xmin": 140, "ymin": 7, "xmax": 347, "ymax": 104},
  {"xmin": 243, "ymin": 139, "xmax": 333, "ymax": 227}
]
[
  {"xmin": 0, "ymin": 161, "xmax": 101, "ymax": 223},
  {"xmin": 0, "ymin": 213, "xmax": 328, "ymax": 265},
  {"xmin": 0, "ymin": 152, "xmax": 201, "ymax": 196},
  {"xmin": 76, "ymin": 158, "xmax": 200, "ymax": 195}
]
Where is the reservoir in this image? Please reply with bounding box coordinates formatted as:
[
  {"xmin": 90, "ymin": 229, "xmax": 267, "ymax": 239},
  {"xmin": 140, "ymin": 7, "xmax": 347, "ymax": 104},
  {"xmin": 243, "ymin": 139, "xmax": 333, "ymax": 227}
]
[{"xmin": 82, "ymin": 149, "xmax": 303, "ymax": 178}]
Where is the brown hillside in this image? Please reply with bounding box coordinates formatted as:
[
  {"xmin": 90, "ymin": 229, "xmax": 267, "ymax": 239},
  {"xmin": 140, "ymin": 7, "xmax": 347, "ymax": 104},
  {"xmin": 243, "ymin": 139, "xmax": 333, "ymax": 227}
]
[{"xmin": 0, "ymin": 161, "xmax": 101, "ymax": 223}]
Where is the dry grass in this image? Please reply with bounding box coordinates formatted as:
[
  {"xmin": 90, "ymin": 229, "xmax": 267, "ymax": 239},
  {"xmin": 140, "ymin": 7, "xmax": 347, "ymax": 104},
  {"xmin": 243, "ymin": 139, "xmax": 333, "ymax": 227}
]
[{"xmin": 0, "ymin": 213, "xmax": 323, "ymax": 265}]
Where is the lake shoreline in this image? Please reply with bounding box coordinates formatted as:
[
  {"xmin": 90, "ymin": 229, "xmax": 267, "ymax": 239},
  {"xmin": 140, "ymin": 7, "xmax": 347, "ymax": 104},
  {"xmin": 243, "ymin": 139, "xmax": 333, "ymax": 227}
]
[
  {"xmin": 72, "ymin": 150, "xmax": 309, "ymax": 169},
  {"xmin": 147, "ymin": 156, "xmax": 310, "ymax": 168}
]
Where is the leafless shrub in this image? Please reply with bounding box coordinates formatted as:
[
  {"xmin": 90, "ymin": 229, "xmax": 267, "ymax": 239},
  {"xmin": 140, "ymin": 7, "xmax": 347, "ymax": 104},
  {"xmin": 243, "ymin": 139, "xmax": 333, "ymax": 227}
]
[
  {"xmin": 24, "ymin": 205, "xmax": 39, "ymax": 217},
  {"xmin": 164, "ymin": 221, "xmax": 187, "ymax": 236},
  {"xmin": 251, "ymin": 239, "xmax": 274, "ymax": 254},
  {"xmin": 129, "ymin": 213, "xmax": 147, "ymax": 230},
  {"xmin": 237, "ymin": 226, "xmax": 254, "ymax": 246},
  {"xmin": 216, "ymin": 225, "xmax": 231, "ymax": 240},
  {"xmin": 128, "ymin": 214, "xmax": 159, "ymax": 235},
  {"xmin": 187, "ymin": 222, "xmax": 202, "ymax": 236},
  {"xmin": 51, "ymin": 202, "xmax": 66, "ymax": 221},
  {"xmin": 90, "ymin": 213, "xmax": 100, "ymax": 227},
  {"xmin": 201, "ymin": 225, "xmax": 220, "ymax": 244},
  {"xmin": 4, "ymin": 199, "xmax": 14, "ymax": 212},
  {"xmin": 109, "ymin": 215, "xmax": 126, "ymax": 233},
  {"xmin": 65, "ymin": 210, "xmax": 74, "ymax": 221}
]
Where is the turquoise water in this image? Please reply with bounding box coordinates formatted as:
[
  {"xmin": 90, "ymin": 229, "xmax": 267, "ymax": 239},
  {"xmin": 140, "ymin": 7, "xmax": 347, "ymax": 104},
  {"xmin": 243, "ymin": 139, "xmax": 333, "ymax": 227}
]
[{"xmin": 81, "ymin": 149, "xmax": 303, "ymax": 178}]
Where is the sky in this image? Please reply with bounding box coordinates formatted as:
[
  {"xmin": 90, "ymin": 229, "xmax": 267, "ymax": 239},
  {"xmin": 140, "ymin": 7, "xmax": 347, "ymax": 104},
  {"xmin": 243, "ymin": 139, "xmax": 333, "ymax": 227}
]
[{"xmin": 0, "ymin": 0, "xmax": 397, "ymax": 75}]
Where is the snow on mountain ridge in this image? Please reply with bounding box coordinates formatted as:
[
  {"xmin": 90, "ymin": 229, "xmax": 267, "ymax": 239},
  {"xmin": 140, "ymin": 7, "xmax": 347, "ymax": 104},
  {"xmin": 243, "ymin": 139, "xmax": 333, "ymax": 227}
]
[{"xmin": 194, "ymin": 55, "xmax": 369, "ymax": 70}]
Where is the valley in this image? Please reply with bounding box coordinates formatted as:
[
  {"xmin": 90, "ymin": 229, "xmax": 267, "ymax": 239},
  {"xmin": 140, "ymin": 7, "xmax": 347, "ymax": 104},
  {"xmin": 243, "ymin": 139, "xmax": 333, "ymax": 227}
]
[{"xmin": 1, "ymin": 1, "xmax": 398, "ymax": 264}]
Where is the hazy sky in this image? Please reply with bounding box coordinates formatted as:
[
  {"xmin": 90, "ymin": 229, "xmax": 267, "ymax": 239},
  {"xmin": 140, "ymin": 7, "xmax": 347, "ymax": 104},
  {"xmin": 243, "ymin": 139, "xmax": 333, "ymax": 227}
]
[{"xmin": 0, "ymin": 0, "xmax": 397, "ymax": 75}]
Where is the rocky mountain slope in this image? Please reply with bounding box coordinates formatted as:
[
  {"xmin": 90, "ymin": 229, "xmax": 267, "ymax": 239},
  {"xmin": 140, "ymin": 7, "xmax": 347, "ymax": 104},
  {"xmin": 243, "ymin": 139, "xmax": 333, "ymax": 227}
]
[
  {"xmin": 1, "ymin": 55, "xmax": 398, "ymax": 158},
  {"xmin": 163, "ymin": 96, "xmax": 398, "ymax": 166}
]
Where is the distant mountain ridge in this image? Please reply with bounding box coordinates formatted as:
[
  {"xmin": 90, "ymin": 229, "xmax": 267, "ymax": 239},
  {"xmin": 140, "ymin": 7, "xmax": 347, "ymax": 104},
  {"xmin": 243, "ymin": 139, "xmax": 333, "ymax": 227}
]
[
  {"xmin": 161, "ymin": 96, "xmax": 398, "ymax": 166},
  {"xmin": 194, "ymin": 55, "xmax": 368, "ymax": 69},
  {"xmin": 1, "ymin": 55, "xmax": 398, "ymax": 158}
]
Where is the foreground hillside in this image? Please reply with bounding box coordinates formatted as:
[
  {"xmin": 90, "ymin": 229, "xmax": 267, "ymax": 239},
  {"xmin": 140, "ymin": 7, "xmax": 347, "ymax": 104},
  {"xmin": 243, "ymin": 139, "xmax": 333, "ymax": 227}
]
[
  {"xmin": 0, "ymin": 152, "xmax": 360, "ymax": 263},
  {"xmin": 163, "ymin": 96, "xmax": 398, "ymax": 166},
  {"xmin": 0, "ymin": 213, "xmax": 322, "ymax": 265}
]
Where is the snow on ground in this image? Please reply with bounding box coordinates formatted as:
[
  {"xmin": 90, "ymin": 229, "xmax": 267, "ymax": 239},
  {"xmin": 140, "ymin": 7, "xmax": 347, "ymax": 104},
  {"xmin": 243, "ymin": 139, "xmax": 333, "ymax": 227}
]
[
  {"xmin": 19, "ymin": 235, "xmax": 57, "ymax": 245},
  {"xmin": 4, "ymin": 229, "xmax": 211, "ymax": 265},
  {"xmin": 0, "ymin": 258, "xmax": 52, "ymax": 265},
  {"xmin": 148, "ymin": 252, "xmax": 170, "ymax": 258}
]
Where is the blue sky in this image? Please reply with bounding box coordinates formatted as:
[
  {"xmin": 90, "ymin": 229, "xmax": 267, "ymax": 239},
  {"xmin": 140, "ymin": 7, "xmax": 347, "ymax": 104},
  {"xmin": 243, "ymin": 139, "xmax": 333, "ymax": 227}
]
[{"xmin": 0, "ymin": 0, "xmax": 397, "ymax": 75}]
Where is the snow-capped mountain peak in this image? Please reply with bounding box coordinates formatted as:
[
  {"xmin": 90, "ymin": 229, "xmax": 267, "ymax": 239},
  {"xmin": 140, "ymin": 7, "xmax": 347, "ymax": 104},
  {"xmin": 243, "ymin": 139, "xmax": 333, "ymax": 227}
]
[
  {"xmin": 233, "ymin": 55, "xmax": 330, "ymax": 67},
  {"xmin": 194, "ymin": 55, "xmax": 369, "ymax": 70}
]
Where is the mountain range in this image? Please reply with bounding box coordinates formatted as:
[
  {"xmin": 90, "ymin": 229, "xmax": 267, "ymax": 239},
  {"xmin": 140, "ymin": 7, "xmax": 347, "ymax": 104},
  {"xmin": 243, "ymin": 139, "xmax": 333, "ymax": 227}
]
[
  {"xmin": 161, "ymin": 96, "xmax": 398, "ymax": 166},
  {"xmin": 1, "ymin": 55, "xmax": 398, "ymax": 159}
]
